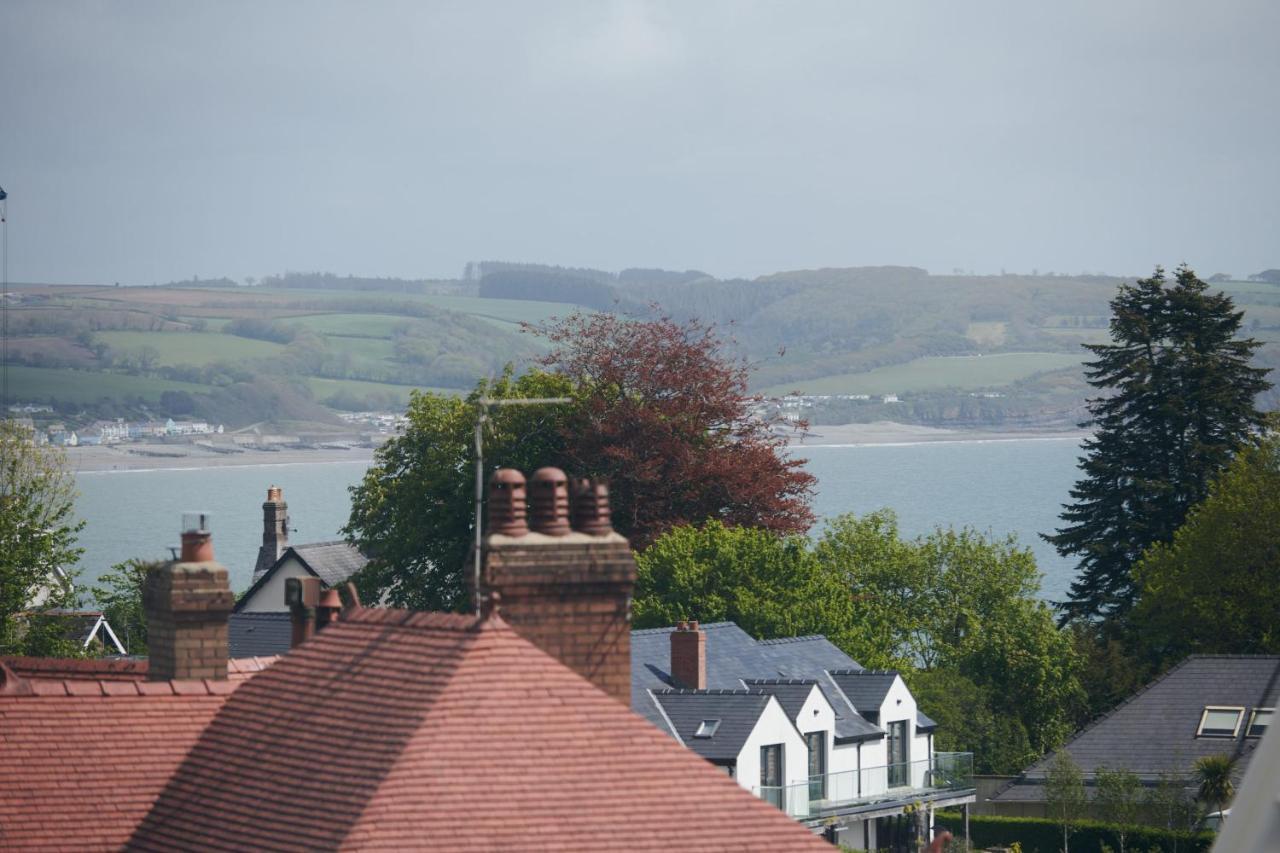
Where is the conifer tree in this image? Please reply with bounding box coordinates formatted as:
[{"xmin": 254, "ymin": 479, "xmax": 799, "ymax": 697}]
[{"xmin": 1048, "ymin": 265, "xmax": 1270, "ymax": 624}]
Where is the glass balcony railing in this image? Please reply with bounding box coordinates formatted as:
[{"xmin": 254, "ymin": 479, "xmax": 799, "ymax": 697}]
[{"xmin": 752, "ymin": 752, "xmax": 974, "ymax": 819}]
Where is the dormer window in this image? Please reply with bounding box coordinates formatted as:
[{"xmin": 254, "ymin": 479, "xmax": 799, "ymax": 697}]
[
  {"xmin": 694, "ymin": 719, "xmax": 721, "ymax": 738},
  {"xmin": 1197, "ymin": 706, "xmax": 1245, "ymax": 738},
  {"xmin": 1247, "ymin": 708, "xmax": 1272, "ymax": 738}
]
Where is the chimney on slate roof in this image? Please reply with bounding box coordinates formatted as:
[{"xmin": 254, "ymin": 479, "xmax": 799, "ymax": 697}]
[
  {"xmin": 253, "ymin": 485, "xmax": 289, "ymax": 582},
  {"xmin": 481, "ymin": 467, "xmax": 636, "ymax": 704},
  {"xmin": 143, "ymin": 513, "xmax": 235, "ymax": 681},
  {"xmin": 670, "ymin": 620, "xmax": 706, "ymax": 690}
]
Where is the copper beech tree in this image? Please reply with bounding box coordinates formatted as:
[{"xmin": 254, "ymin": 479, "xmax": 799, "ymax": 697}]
[
  {"xmin": 345, "ymin": 310, "xmax": 814, "ymax": 611},
  {"xmin": 531, "ymin": 311, "xmax": 815, "ymax": 549}
]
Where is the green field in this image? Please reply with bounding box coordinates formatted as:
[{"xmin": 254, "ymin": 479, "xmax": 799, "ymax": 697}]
[
  {"xmin": 761, "ymin": 352, "xmax": 1084, "ymax": 396},
  {"xmin": 304, "ymin": 377, "xmax": 460, "ymax": 404},
  {"xmin": 96, "ymin": 330, "xmax": 285, "ymax": 366},
  {"xmin": 5, "ymin": 366, "xmax": 207, "ymax": 404},
  {"xmin": 287, "ymin": 313, "xmax": 409, "ymax": 338}
]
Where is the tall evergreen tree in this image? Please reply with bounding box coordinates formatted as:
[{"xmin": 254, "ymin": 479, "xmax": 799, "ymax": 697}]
[{"xmin": 1048, "ymin": 265, "xmax": 1270, "ymax": 624}]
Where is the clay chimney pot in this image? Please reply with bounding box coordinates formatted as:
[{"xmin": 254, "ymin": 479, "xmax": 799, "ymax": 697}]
[
  {"xmin": 488, "ymin": 468, "xmax": 529, "ymax": 537},
  {"xmin": 529, "ymin": 467, "xmax": 571, "ymax": 536}
]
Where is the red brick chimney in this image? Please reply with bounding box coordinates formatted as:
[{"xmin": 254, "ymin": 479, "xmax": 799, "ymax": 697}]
[
  {"xmin": 670, "ymin": 620, "xmax": 706, "ymax": 689},
  {"xmin": 481, "ymin": 467, "xmax": 636, "ymax": 704},
  {"xmin": 253, "ymin": 485, "xmax": 289, "ymax": 582},
  {"xmin": 285, "ymin": 577, "xmax": 343, "ymax": 648},
  {"xmin": 143, "ymin": 514, "xmax": 235, "ymax": 681}
]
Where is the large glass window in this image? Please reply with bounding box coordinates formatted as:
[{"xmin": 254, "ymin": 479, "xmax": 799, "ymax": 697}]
[
  {"xmin": 760, "ymin": 744, "xmax": 784, "ymax": 809},
  {"xmin": 806, "ymin": 731, "xmax": 827, "ymax": 801},
  {"xmin": 1197, "ymin": 707, "xmax": 1245, "ymax": 738},
  {"xmin": 887, "ymin": 720, "xmax": 909, "ymax": 787}
]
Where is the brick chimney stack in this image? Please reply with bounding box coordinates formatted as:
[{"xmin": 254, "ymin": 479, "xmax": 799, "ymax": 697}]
[
  {"xmin": 481, "ymin": 467, "xmax": 636, "ymax": 703},
  {"xmin": 144, "ymin": 514, "xmax": 235, "ymax": 681},
  {"xmin": 253, "ymin": 485, "xmax": 289, "ymax": 582},
  {"xmin": 670, "ymin": 620, "xmax": 706, "ymax": 689}
]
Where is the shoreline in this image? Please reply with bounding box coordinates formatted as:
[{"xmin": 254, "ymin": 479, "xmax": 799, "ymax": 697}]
[
  {"xmin": 791, "ymin": 421, "xmax": 1088, "ymax": 448},
  {"xmin": 66, "ymin": 444, "xmax": 377, "ymax": 474},
  {"xmin": 61, "ymin": 421, "xmax": 1088, "ymax": 473}
]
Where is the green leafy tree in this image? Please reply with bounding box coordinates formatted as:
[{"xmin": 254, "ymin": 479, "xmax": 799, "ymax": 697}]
[
  {"xmin": 345, "ymin": 312, "xmax": 815, "ymax": 612},
  {"xmin": 345, "ymin": 370, "xmax": 570, "ymax": 611},
  {"xmin": 1095, "ymin": 765, "xmax": 1143, "ymax": 853},
  {"xmin": 0, "ymin": 420, "xmax": 85, "ymax": 656},
  {"xmin": 1134, "ymin": 431, "xmax": 1280, "ymax": 661},
  {"xmin": 1048, "ymin": 265, "xmax": 1271, "ymax": 624},
  {"xmin": 814, "ymin": 511, "xmax": 1081, "ymax": 765},
  {"xmin": 1044, "ymin": 751, "xmax": 1087, "ymax": 853},
  {"xmin": 90, "ymin": 558, "xmax": 156, "ymax": 654},
  {"xmin": 1193, "ymin": 753, "xmax": 1237, "ymax": 822},
  {"xmin": 1146, "ymin": 767, "xmax": 1198, "ymax": 849},
  {"xmin": 633, "ymin": 521, "xmax": 868, "ymax": 653}
]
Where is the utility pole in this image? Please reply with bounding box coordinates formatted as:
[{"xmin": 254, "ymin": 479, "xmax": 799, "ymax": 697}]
[
  {"xmin": 472, "ymin": 395, "xmax": 571, "ymax": 613},
  {"xmin": 1, "ymin": 185, "xmax": 8, "ymax": 415}
]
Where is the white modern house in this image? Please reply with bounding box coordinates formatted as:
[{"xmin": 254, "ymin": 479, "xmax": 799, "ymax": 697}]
[{"xmin": 634, "ymin": 621, "xmax": 975, "ymax": 851}]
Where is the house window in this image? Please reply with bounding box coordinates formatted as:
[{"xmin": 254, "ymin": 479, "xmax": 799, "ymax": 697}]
[
  {"xmin": 807, "ymin": 731, "xmax": 827, "ymax": 801},
  {"xmin": 1197, "ymin": 706, "xmax": 1245, "ymax": 738},
  {"xmin": 694, "ymin": 719, "xmax": 721, "ymax": 738},
  {"xmin": 760, "ymin": 744, "xmax": 784, "ymax": 809},
  {"xmin": 887, "ymin": 720, "xmax": 909, "ymax": 787},
  {"xmin": 1247, "ymin": 708, "xmax": 1273, "ymax": 738}
]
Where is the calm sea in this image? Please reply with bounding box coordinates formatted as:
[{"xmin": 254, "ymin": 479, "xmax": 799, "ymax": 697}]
[{"xmin": 72, "ymin": 438, "xmax": 1085, "ymax": 603}]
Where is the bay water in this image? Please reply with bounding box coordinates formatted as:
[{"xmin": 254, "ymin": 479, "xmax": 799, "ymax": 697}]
[{"xmin": 72, "ymin": 438, "xmax": 1085, "ymax": 603}]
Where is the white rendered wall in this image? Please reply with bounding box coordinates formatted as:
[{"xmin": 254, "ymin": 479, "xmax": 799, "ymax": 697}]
[
  {"xmin": 238, "ymin": 557, "xmax": 310, "ymax": 612},
  {"xmin": 734, "ymin": 697, "xmax": 809, "ymax": 814}
]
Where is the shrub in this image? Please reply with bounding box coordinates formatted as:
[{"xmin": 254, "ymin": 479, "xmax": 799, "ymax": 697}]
[{"xmin": 934, "ymin": 812, "xmax": 1213, "ymax": 853}]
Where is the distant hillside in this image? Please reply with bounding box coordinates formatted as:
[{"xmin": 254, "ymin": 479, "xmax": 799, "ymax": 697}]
[{"xmin": 7, "ymin": 264, "xmax": 1277, "ymax": 432}]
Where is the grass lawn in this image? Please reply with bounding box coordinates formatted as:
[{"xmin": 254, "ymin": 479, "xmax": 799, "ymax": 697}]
[
  {"xmin": 760, "ymin": 352, "xmax": 1084, "ymax": 396},
  {"xmin": 5, "ymin": 366, "xmax": 207, "ymax": 404},
  {"xmin": 96, "ymin": 330, "xmax": 285, "ymax": 366}
]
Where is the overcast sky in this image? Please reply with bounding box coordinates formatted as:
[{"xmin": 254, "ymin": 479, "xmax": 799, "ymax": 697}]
[{"xmin": 1, "ymin": 1, "xmax": 1277, "ymax": 285}]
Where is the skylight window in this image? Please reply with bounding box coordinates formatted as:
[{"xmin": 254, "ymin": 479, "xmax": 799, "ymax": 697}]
[
  {"xmin": 1247, "ymin": 708, "xmax": 1273, "ymax": 738},
  {"xmin": 694, "ymin": 719, "xmax": 721, "ymax": 738},
  {"xmin": 1197, "ymin": 706, "xmax": 1245, "ymax": 738}
]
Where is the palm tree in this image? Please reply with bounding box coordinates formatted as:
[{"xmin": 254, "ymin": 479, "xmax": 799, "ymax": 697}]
[{"xmin": 1194, "ymin": 754, "xmax": 1239, "ymax": 823}]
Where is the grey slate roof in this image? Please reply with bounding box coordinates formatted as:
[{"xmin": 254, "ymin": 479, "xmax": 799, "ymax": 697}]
[
  {"xmin": 741, "ymin": 677, "xmax": 885, "ymax": 743},
  {"xmin": 992, "ymin": 655, "xmax": 1280, "ymax": 802},
  {"xmin": 235, "ymin": 541, "xmax": 368, "ymax": 612},
  {"xmin": 828, "ymin": 670, "xmax": 901, "ymax": 723},
  {"xmin": 631, "ymin": 623, "xmax": 889, "ymax": 743},
  {"xmin": 649, "ymin": 689, "xmax": 774, "ymax": 762},
  {"xmin": 741, "ymin": 679, "xmax": 820, "ymax": 721},
  {"xmin": 228, "ymin": 612, "xmax": 293, "ymax": 658},
  {"xmin": 288, "ymin": 541, "xmax": 368, "ymax": 586}
]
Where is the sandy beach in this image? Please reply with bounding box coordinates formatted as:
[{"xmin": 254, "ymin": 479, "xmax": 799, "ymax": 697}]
[
  {"xmin": 65, "ymin": 443, "xmax": 377, "ymax": 473},
  {"xmin": 60, "ymin": 421, "xmax": 1086, "ymax": 473},
  {"xmin": 793, "ymin": 421, "xmax": 1088, "ymax": 447}
]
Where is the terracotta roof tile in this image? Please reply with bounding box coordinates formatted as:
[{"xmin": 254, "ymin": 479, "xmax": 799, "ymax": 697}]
[
  {"xmin": 0, "ymin": 693, "xmax": 227, "ymax": 851},
  {"xmin": 3, "ymin": 655, "xmax": 279, "ymax": 683},
  {"xmin": 130, "ymin": 610, "xmax": 827, "ymax": 851}
]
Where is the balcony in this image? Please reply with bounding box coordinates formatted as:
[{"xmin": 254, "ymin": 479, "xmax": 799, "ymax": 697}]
[{"xmin": 754, "ymin": 752, "xmax": 974, "ymax": 820}]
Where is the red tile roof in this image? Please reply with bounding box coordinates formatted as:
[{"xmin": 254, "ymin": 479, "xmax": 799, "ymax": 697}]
[
  {"xmin": 0, "ymin": 657, "xmax": 276, "ymax": 851},
  {"xmin": 0, "ymin": 688, "xmax": 226, "ymax": 851},
  {"xmin": 131, "ymin": 609, "xmax": 827, "ymax": 851},
  {"xmin": 3, "ymin": 654, "xmax": 278, "ymax": 683}
]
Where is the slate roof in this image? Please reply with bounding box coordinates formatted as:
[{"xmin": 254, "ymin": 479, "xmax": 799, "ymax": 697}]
[
  {"xmin": 129, "ymin": 608, "xmax": 828, "ymax": 851},
  {"xmin": 992, "ymin": 655, "xmax": 1280, "ymax": 802},
  {"xmin": 828, "ymin": 670, "xmax": 901, "ymax": 723},
  {"xmin": 742, "ymin": 679, "xmax": 821, "ymax": 721},
  {"xmin": 234, "ymin": 540, "xmax": 368, "ymax": 612},
  {"xmin": 228, "ymin": 611, "xmax": 293, "ymax": 657},
  {"xmin": 0, "ymin": 662, "xmax": 267, "ymax": 851},
  {"xmin": 650, "ymin": 689, "xmax": 776, "ymax": 762},
  {"xmin": 632, "ymin": 623, "xmax": 894, "ymax": 743}
]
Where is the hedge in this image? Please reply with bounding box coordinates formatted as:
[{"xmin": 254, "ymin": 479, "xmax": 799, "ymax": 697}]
[{"xmin": 934, "ymin": 811, "xmax": 1214, "ymax": 853}]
